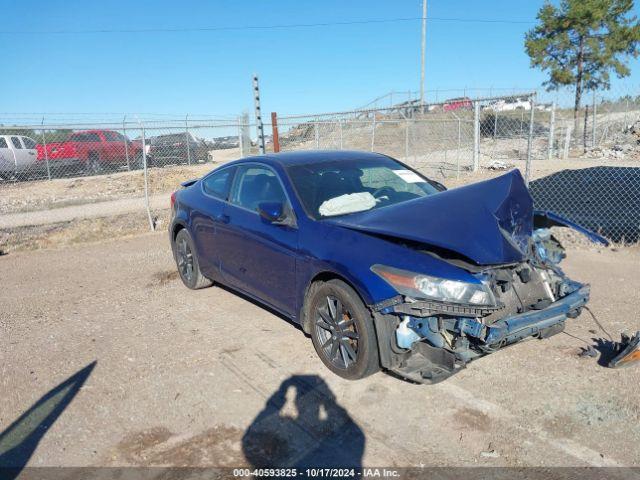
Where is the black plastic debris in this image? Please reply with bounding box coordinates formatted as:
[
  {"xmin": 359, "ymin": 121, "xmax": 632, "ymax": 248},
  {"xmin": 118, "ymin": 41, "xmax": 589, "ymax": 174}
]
[{"xmin": 608, "ymin": 331, "xmax": 640, "ymax": 368}]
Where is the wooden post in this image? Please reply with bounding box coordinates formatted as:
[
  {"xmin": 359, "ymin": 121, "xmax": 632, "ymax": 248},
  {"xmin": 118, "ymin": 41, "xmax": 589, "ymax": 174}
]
[{"xmin": 271, "ymin": 112, "xmax": 280, "ymax": 153}]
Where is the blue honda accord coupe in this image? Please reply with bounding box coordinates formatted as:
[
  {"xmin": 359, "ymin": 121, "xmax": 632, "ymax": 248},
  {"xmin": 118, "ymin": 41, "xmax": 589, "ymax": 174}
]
[{"xmin": 169, "ymin": 150, "xmax": 606, "ymax": 383}]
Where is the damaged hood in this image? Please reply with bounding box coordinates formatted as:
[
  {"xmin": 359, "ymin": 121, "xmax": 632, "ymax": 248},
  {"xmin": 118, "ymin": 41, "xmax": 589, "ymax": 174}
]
[{"xmin": 324, "ymin": 169, "xmax": 533, "ymax": 266}]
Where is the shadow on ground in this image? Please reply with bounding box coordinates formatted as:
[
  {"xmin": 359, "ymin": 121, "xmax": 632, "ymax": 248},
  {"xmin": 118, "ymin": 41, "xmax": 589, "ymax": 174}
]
[
  {"xmin": 0, "ymin": 361, "xmax": 96, "ymax": 479},
  {"xmin": 242, "ymin": 375, "xmax": 364, "ymax": 469}
]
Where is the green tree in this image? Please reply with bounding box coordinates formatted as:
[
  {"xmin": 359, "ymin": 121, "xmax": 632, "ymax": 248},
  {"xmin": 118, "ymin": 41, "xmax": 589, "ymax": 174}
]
[{"xmin": 525, "ymin": 0, "xmax": 640, "ymax": 132}]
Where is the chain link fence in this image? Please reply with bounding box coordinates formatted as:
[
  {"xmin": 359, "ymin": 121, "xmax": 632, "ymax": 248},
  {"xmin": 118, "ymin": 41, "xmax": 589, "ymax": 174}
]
[
  {"xmin": 0, "ymin": 120, "xmax": 244, "ymax": 182},
  {"xmin": 1, "ymin": 87, "xmax": 640, "ymax": 245},
  {"xmin": 276, "ymin": 93, "xmax": 555, "ymax": 180}
]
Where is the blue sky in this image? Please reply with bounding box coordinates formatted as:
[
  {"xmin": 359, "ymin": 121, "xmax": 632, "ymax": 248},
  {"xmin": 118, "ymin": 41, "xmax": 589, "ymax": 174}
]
[{"xmin": 1, "ymin": 0, "xmax": 639, "ymax": 120}]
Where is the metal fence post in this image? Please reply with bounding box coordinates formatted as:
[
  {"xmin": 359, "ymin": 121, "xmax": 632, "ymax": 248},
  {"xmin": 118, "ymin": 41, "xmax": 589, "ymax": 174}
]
[
  {"xmin": 525, "ymin": 95, "xmax": 536, "ymax": 185},
  {"xmin": 370, "ymin": 115, "xmax": 376, "ymax": 151},
  {"xmin": 314, "ymin": 122, "xmax": 319, "ymax": 149},
  {"xmin": 624, "ymin": 98, "xmax": 629, "ymax": 127},
  {"xmin": 547, "ymin": 102, "xmax": 555, "ymax": 161},
  {"xmin": 239, "ymin": 112, "xmax": 250, "ymax": 157},
  {"xmin": 405, "ymin": 119, "xmax": 410, "ymax": 160},
  {"xmin": 493, "ymin": 111, "xmax": 498, "ymax": 140},
  {"xmin": 41, "ymin": 117, "xmax": 51, "ymax": 180},
  {"xmin": 123, "ymin": 115, "xmax": 130, "ymax": 170},
  {"xmin": 185, "ymin": 114, "xmax": 191, "ymax": 165},
  {"xmin": 238, "ymin": 116, "xmax": 244, "ymax": 157},
  {"xmin": 140, "ymin": 122, "xmax": 154, "ymax": 231},
  {"xmin": 473, "ymin": 101, "xmax": 480, "ymax": 171},
  {"xmin": 583, "ymin": 105, "xmax": 589, "ymax": 153},
  {"xmin": 592, "ymin": 91, "xmax": 597, "ymax": 147},
  {"xmin": 563, "ymin": 126, "xmax": 572, "ymax": 160}
]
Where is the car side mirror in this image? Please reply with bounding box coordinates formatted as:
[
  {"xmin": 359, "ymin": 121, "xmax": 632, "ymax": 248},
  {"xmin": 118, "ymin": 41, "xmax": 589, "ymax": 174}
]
[
  {"xmin": 258, "ymin": 202, "xmax": 285, "ymax": 223},
  {"xmin": 258, "ymin": 202, "xmax": 296, "ymax": 227}
]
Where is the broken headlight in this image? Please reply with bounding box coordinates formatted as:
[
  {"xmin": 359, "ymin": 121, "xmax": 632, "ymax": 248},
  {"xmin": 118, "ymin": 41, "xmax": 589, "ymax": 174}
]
[{"xmin": 371, "ymin": 264, "xmax": 496, "ymax": 306}]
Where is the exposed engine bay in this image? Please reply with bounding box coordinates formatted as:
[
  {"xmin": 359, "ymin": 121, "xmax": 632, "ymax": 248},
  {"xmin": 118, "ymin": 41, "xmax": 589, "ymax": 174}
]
[{"xmin": 371, "ymin": 228, "xmax": 590, "ymax": 384}]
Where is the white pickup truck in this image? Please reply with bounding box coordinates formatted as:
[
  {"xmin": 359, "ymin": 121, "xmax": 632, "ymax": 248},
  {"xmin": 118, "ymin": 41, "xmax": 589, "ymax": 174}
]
[{"xmin": 0, "ymin": 134, "xmax": 39, "ymax": 179}]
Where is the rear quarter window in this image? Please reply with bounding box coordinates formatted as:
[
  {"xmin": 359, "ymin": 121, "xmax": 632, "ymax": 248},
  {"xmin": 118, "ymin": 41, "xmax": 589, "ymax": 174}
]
[
  {"xmin": 22, "ymin": 137, "xmax": 36, "ymax": 149},
  {"xmin": 202, "ymin": 167, "xmax": 235, "ymax": 200},
  {"xmin": 103, "ymin": 131, "xmax": 125, "ymax": 141},
  {"xmin": 0, "ymin": 138, "xmax": 8, "ymax": 148}
]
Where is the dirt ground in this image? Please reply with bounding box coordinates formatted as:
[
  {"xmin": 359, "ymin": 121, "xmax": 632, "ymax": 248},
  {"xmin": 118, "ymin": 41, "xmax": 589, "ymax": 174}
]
[{"xmin": 1, "ymin": 232, "xmax": 639, "ymax": 469}]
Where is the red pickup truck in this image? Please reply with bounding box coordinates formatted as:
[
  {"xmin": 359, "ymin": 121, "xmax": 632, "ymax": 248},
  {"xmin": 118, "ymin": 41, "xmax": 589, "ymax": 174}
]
[
  {"xmin": 36, "ymin": 129, "xmax": 142, "ymax": 173},
  {"xmin": 443, "ymin": 97, "xmax": 473, "ymax": 112}
]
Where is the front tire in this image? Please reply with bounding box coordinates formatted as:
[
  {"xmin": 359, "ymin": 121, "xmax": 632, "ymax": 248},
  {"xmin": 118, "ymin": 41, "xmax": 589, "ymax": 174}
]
[
  {"xmin": 173, "ymin": 229, "xmax": 213, "ymax": 290},
  {"xmin": 308, "ymin": 279, "xmax": 380, "ymax": 380}
]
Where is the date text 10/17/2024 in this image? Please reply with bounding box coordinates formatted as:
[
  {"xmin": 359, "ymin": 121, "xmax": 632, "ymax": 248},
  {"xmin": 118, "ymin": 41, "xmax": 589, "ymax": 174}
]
[{"xmin": 232, "ymin": 468, "xmax": 400, "ymax": 478}]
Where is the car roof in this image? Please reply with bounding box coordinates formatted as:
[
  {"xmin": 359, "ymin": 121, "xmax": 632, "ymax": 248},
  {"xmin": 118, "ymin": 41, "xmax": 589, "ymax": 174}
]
[{"xmin": 228, "ymin": 150, "xmax": 392, "ymax": 168}]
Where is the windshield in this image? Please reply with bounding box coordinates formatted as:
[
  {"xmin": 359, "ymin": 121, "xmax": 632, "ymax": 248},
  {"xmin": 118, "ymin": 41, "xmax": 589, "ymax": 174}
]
[{"xmin": 286, "ymin": 157, "xmax": 441, "ymax": 219}]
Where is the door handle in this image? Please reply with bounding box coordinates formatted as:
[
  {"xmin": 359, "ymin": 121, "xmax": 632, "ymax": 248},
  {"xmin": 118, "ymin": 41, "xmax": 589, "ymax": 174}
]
[{"xmin": 214, "ymin": 214, "xmax": 230, "ymax": 224}]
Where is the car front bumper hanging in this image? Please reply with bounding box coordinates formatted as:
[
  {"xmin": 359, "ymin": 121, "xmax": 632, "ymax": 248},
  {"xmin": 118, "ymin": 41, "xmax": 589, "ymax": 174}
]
[{"xmin": 483, "ymin": 284, "xmax": 590, "ymax": 347}]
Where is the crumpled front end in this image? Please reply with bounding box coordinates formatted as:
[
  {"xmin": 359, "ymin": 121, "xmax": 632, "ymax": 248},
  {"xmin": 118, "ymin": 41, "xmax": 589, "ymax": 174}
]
[{"xmin": 371, "ymin": 228, "xmax": 590, "ymax": 384}]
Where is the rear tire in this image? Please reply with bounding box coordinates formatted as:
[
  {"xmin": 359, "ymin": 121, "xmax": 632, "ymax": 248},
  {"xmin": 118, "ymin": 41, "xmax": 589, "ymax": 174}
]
[
  {"xmin": 173, "ymin": 229, "xmax": 212, "ymax": 290},
  {"xmin": 133, "ymin": 153, "xmax": 147, "ymax": 170},
  {"xmin": 86, "ymin": 152, "xmax": 100, "ymax": 174},
  {"xmin": 308, "ymin": 279, "xmax": 380, "ymax": 380}
]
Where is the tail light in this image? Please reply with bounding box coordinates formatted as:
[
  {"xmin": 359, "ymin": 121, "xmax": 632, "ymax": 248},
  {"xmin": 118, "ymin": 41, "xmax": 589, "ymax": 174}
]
[{"xmin": 170, "ymin": 191, "xmax": 177, "ymax": 210}]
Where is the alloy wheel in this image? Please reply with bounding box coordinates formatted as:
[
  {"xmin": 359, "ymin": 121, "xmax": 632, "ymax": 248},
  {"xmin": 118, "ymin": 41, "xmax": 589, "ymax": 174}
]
[
  {"xmin": 314, "ymin": 295, "xmax": 360, "ymax": 369},
  {"xmin": 176, "ymin": 237, "xmax": 194, "ymax": 283}
]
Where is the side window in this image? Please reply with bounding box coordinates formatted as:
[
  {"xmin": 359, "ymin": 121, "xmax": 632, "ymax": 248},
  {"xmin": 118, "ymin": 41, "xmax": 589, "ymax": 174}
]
[
  {"xmin": 0, "ymin": 138, "xmax": 8, "ymax": 148},
  {"xmin": 22, "ymin": 137, "xmax": 36, "ymax": 149},
  {"xmin": 11, "ymin": 137, "xmax": 23, "ymax": 149},
  {"xmin": 71, "ymin": 133, "xmax": 100, "ymax": 143},
  {"xmin": 231, "ymin": 165, "xmax": 288, "ymax": 212},
  {"xmin": 103, "ymin": 131, "xmax": 124, "ymax": 141},
  {"xmin": 202, "ymin": 167, "xmax": 234, "ymax": 200}
]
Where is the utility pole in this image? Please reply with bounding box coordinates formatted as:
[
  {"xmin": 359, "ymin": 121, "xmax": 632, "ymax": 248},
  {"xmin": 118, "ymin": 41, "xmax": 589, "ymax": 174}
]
[{"xmin": 420, "ymin": 0, "xmax": 427, "ymax": 112}]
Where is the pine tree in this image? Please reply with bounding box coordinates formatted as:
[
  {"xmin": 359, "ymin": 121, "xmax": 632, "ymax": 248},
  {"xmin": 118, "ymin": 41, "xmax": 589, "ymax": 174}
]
[{"xmin": 525, "ymin": 0, "xmax": 640, "ymax": 133}]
